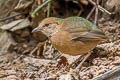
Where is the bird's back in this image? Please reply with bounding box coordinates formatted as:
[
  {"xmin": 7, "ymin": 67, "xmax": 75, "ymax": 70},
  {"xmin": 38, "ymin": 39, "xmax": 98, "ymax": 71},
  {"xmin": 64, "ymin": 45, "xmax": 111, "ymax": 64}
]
[{"xmin": 62, "ymin": 17, "xmax": 93, "ymax": 32}]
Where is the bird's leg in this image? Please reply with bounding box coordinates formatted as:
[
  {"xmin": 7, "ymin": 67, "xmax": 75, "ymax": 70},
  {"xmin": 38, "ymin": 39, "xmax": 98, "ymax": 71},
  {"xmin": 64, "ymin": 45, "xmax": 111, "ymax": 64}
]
[
  {"xmin": 36, "ymin": 42, "xmax": 45, "ymax": 57},
  {"xmin": 75, "ymin": 52, "xmax": 91, "ymax": 70},
  {"xmin": 65, "ymin": 54, "xmax": 85, "ymax": 71},
  {"xmin": 37, "ymin": 46, "xmax": 41, "ymax": 58},
  {"xmin": 30, "ymin": 42, "xmax": 45, "ymax": 57}
]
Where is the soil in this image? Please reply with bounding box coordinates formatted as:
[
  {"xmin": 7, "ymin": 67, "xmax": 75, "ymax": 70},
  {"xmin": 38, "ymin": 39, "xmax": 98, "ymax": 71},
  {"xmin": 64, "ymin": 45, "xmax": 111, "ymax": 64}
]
[{"xmin": 0, "ymin": 0, "xmax": 120, "ymax": 80}]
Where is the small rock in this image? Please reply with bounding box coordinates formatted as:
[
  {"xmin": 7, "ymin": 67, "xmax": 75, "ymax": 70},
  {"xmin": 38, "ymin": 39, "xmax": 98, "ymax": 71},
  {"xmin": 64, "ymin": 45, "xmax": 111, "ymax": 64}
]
[
  {"xmin": 23, "ymin": 57, "xmax": 57, "ymax": 66},
  {"xmin": 0, "ymin": 31, "xmax": 16, "ymax": 55},
  {"xmin": 0, "ymin": 19, "xmax": 30, "ymax": 31},
  {"xmin": 5, "ymin": 70, "xmax": 16, "ymax": 75}
]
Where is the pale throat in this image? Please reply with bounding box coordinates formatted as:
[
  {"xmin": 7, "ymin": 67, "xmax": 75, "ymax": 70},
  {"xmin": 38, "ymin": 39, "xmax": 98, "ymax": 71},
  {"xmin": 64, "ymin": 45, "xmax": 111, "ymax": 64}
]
[{"xmin": 42, "ymin": 24, "xmax": 60, "ymax": 38}]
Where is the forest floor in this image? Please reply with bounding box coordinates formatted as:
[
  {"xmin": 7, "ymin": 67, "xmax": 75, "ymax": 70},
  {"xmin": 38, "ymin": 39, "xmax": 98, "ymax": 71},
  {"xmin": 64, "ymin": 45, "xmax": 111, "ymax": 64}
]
[{"xmin": 0, "ymin": 0, "xmax": 120, "ymax": 80}]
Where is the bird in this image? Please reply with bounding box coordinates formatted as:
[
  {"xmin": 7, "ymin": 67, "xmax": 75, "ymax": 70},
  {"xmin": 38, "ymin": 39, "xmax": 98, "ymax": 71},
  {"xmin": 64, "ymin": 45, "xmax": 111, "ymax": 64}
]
[{"xmin": 32, "ymin": 16, "xmax": 108, "ymax": 70}]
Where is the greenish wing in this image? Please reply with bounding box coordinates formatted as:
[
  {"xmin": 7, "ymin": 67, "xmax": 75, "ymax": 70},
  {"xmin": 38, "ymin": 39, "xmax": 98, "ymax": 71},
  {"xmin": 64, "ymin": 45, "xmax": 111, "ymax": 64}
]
[
  {"xmin": 62, "ymin": 16, "xmax": 107, "ymax": 41},
  {"xmin": 62, "ymin": 16, "xmax": 98, "ymax": 32}
]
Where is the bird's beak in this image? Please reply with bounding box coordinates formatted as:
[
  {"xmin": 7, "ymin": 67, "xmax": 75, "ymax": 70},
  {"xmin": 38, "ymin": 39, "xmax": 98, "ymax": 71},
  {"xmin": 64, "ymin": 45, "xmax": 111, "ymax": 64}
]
[{"xmin": 32, "ymin": 27, "xmax": 41, "ymax": 33}]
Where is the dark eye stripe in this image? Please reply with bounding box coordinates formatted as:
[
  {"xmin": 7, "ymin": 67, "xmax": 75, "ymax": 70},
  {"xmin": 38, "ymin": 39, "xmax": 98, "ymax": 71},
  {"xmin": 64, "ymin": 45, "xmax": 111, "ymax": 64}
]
[{"xmin": 43, "ymin": 22, "xmax": 59, "ymax": 27}]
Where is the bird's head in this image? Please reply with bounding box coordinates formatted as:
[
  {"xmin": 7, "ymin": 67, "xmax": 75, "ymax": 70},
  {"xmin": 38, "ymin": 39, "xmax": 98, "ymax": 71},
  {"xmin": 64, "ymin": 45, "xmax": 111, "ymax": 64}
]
[{"xmin": 32, "ymin": 17, "xmax": 64, "ymax": 38}]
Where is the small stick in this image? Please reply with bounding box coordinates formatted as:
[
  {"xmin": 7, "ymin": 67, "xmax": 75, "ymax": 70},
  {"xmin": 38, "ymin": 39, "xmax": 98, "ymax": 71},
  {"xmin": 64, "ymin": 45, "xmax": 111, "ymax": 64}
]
[
  {"xmin": 77, "ymin": 4, "xmax": 84, "ymax": 16},
  {"xmin": 87, "ymin": 0, "xmax": 112, "ymax": 15},
  {"xmin": 31, "ymin": 0, "xmax": 51, "ymax": 18},
  {"xmin": 0, "ymin": 13, "xmax": 22, "ymax": 22},
  {"xmin": 6, "ymin": 55, "xmax": 24, "ymax": 67},
  {"xmin": 47, "ymin": 0, "xmax": 52, "ymax": 17},
  {"xmin": 92, "ymin": 66, "xmax": 120, "ymax": 80},
  {"xmin": 86, "ymin": 6, "xmax": 96, "ymax": 19},
  {"xmin": 94, "ymin": 0, "xmax": 99, "ymax": 25},
  {"xmin": 30, "ymin": 46, "xmax": 38, "ymax": 56}
]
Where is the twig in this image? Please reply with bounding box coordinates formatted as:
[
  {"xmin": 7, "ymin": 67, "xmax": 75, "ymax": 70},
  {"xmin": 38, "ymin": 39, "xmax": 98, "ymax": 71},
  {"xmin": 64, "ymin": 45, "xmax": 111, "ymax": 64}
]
[
  {"xmin": 0, "ymin": 13, "xmax": 22, "ymax": 22},
  {"xmin": 87, "ymin": 0, "xmax": 112, "ymax": 15},
  {"xmin": 30, "ymin": 46, "xmax": 38, "ymax": 56},
  {"xmin": 47, "ymin": 0, "xmax": 52, "ymax": 17},
  {"xmin": 94, "ymin": 0, "xmax": 99, "ymax": 25},
  {"xmin": 6, "ymin": 55, "xmax": 24, "ymax": 67},
  {"xmin": 77, "ymin": 4, "xmax": 84, "ymax": 16},
  {"xmin": 92, "ymin": 66, "xmax": 120, "ymax": 80},
  {"xmin": 86, "ymin": 6, "xmax": 96, "ymax": 19},
  {"xmin": 53, "ymin": 53, "xmax": 62, "ymax": 60},
  {"xmin": 31, "ymin": 0, "xmax": 51, "ymax": 18}
]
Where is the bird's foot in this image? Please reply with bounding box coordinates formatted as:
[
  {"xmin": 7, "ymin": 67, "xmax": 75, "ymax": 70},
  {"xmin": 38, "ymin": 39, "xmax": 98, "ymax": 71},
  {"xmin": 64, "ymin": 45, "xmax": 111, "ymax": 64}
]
[{"xmin": 65, "ymin": 52, "xmax": 91, "ymax": 71}]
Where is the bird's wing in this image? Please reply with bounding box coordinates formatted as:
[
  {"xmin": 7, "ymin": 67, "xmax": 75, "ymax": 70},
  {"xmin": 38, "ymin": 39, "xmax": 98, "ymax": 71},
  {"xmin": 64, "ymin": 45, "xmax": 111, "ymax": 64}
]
[
  {"xmin": 61, "ymin": 17, "xmax": 107, "ymax": 41},
  {"xmin": 71, "ymin": 30, "xmax": 107, "ymax": 41}
]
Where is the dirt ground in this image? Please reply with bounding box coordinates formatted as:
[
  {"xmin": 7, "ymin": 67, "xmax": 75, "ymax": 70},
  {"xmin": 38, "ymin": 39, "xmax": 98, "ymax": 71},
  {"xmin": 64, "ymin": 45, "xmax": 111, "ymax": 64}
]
[{"xmin": 0, "ymin": 0, "xmax": 120, "ymax": 80}]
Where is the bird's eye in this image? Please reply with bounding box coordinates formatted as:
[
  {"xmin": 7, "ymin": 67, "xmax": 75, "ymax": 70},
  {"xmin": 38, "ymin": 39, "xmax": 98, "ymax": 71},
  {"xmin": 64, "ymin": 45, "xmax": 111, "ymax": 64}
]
[
  {"xmin": 45, "ymin": 23, "xmax": 49, "ymax": 26},
  {"xmin": 43, "ymin": 23, "xmax": 52, "ymax": 27}
]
